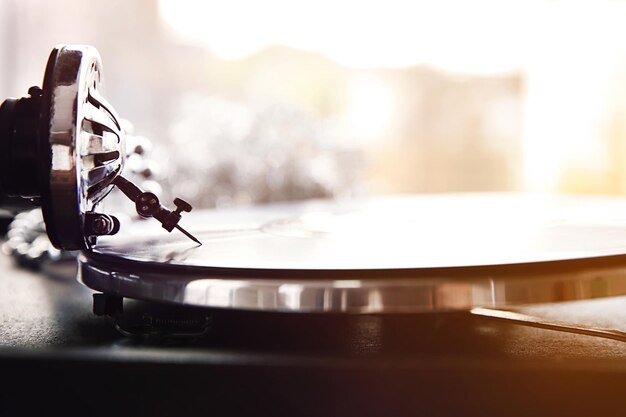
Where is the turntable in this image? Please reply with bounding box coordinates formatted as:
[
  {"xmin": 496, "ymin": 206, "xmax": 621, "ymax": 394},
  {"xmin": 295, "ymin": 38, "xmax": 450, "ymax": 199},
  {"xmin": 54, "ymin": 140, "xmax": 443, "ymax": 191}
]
[{"xmin": 0, "ymin": 45, "xmax": 624, "ymax": 416}]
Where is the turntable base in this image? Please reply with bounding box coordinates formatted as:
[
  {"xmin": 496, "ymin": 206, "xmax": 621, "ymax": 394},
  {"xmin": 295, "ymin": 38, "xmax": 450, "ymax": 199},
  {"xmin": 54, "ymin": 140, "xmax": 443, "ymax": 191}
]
[{"xmin": 0, "ymin": 255, "xmax": 624, "ymax": 416}]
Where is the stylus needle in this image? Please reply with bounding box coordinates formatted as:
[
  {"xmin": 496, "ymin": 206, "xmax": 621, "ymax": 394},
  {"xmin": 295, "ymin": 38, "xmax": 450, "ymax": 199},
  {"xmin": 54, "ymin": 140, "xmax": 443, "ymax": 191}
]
[{"xmin": 175, "ymin": 224, "xmax": 202, "ymax": 245}]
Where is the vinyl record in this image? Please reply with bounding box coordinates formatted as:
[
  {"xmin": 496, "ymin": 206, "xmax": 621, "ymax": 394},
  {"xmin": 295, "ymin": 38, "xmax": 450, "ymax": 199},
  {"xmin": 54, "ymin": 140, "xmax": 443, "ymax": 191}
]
[{"xmin": 80, "ymin": 193, "xmax": 626, "ymax": 312}]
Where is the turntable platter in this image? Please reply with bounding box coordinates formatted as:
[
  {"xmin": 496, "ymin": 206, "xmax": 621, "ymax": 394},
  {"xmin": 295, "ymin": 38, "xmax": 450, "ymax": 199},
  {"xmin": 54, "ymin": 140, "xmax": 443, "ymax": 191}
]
[{"xmin": 80, "ymin": 194, "xmax": 626, "ymax": 312}]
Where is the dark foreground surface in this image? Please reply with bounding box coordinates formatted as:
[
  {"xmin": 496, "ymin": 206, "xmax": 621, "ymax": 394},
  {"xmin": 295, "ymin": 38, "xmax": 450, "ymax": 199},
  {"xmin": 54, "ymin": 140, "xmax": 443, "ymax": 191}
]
[{"xmin": 0, "ymin": 255, "xmax": 624, "ymax": 416}]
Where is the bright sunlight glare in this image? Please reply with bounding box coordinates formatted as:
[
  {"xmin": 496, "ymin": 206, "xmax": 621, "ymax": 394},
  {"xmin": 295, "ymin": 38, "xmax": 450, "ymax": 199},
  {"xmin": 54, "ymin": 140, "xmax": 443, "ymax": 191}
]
[
  {"xmin": 158, "ymin": 0, "xmax": 541, "ymax": 73},
  {"xmin": 346, "ymin": 76, "xmax": 395, "ymax": 142},
  {"xmin": 158, "ymin": 0, "xmax": 626, "ymax": 191}
]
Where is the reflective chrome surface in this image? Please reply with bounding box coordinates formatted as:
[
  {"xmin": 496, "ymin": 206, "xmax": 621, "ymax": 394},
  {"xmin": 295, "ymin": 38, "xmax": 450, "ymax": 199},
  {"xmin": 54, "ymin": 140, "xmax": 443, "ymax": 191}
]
[
  {"xmin": 80, "ymin": 194, "xmax": 626, "ymax": 312},
  {"xmin": 41, "ymin": 45, "xmax": 125, "ymax": 250},
  {"xmin": 79, "ymin": 253, "xmax": 626, "ymax": 312}
]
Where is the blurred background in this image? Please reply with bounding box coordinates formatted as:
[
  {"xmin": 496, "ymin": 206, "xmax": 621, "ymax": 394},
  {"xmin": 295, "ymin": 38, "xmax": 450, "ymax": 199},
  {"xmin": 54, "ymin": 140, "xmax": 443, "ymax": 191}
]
[{"xmin": 3, "ymin": 0, "xmax": 626, "ymax": 207}]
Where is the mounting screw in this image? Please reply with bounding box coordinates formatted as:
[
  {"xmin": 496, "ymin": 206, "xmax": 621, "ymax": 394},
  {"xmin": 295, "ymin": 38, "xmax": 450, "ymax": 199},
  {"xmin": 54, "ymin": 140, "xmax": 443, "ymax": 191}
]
[
  {"xmin": 27, "ymin": 86, "xmax": 42, "ymax": 97},
  {"xmin": 84, "ymin": 212, "xmax": 120, "ymax": 236}
]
